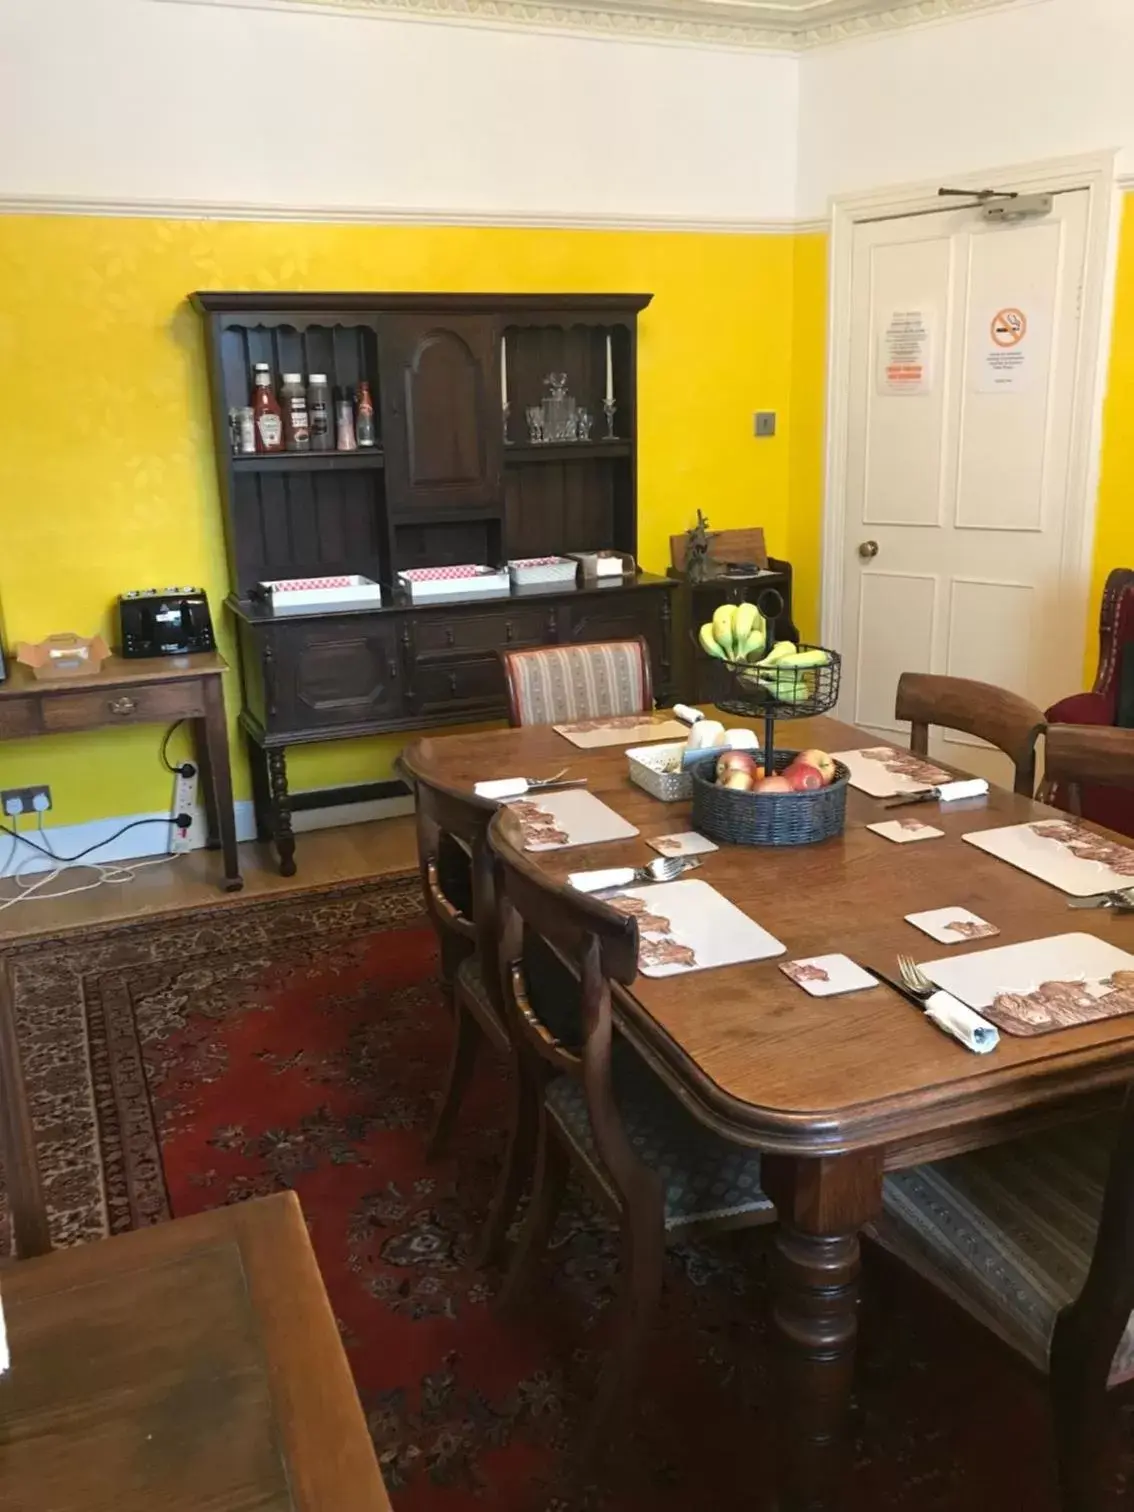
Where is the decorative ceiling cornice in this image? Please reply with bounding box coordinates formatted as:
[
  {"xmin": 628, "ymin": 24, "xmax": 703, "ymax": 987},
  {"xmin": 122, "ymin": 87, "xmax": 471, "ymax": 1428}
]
[{"xmin": 152, "ymin": 0, "xmax": 1032, "ymax": 53}]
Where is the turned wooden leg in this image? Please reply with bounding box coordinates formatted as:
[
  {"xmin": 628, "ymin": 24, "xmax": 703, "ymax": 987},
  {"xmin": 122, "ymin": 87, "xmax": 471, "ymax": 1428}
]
[
  {"xmin": 762, "ymin": 1152, "xmax": 884, "ymax": 1512},
  {"xmin": 266, "ymin": 747, "xmax": 297, "ymax": 878},
  {"xmin": 427, "ymin": 1000, "xmax": 481, "ymax": 1160},
  {"xmin": 496, "ymin": 1108, "xmax": 569, "ymax": 1312},
  {"xmin": 476, "ymin": 1051, "xmax": 540, "ymax": 1270}
]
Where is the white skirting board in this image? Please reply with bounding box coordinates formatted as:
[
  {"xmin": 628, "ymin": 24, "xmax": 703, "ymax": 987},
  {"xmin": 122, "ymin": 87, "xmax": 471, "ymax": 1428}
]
[{"xmin": 0, "ymin": 791, "xmax": 415, "ymax": 879}]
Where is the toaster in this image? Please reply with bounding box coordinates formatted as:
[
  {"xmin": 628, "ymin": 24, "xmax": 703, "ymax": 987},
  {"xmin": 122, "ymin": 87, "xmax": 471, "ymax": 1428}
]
[{"xmin": 118, "ymin": 588, "xmax": 216, "ymax": 658}]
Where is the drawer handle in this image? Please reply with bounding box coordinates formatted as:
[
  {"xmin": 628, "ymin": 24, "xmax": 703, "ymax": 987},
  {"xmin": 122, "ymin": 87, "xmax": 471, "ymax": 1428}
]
[
  {"xmin": 445, "ymin": 628, "xmax": 455, "ymax": 647},
  {"xmin": 388, "ymin": 657, "xmax": 398, "ymax": 681},
  {"xmin": 108, "ymin": 696, "xmax": 137, "ymax": 716},
  {"xmin": 505, "ymin": 621, "xmax": 514, "ymax": 643},
  {"xmin": 449, "ymin": 673, "xmax": 458, "ymax": 695}
]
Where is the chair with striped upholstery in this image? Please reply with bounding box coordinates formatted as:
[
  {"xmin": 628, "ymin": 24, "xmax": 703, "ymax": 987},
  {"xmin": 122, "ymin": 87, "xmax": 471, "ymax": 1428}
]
[
  {"xmin": 877, "ymin": 1107, "xmax": 1134, "ymax": 1508},
  {"xmin": 499, "ymin": 637, "xmax": 653, "ymax": 728}
]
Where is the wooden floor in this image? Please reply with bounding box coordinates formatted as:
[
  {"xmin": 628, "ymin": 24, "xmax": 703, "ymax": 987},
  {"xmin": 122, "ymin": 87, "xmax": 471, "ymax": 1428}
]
[{"xmin": 0, "ymin": 816, "xmax": 420, "ymax": 947}]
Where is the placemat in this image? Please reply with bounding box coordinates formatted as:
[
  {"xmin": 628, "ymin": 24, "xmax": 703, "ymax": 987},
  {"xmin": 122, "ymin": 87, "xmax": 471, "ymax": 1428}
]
[
  {"xmin": 554, "ymin": 714, "xmax": 689, "ymax": 749},
  {"xmin": 833, "ymin": 745, "xmax": 952, "ymax": 799},
  {"xmin": 506, "ymin": 788, "xmax": 639, "ymax": 851},
  {"xmin": 608, "ymin": 879, "xmax": 785, "ymax": 978},
  {"xmin": 963, "ymin": 819, "xmax": 1134, "ymax": 898},
  {"xmin": 922, "ymin": 932, "xmax": 1134, "ymax": 1037}
]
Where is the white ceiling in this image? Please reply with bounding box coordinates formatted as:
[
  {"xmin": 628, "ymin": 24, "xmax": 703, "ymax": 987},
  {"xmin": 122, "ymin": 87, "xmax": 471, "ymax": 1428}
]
[{"xmin": 173, "ymin": 0, "xmax": 1031, "ymax": 51}]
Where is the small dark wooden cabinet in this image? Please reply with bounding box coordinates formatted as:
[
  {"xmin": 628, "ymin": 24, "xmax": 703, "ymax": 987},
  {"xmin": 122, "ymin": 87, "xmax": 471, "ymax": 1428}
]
[{"xmin": 193, "ymin": 291, "xmax": 671, "ymax": 874}]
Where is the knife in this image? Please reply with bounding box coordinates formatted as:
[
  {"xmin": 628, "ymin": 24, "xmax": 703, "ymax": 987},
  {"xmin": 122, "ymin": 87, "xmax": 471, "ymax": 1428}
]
[
  {"xmin": 868, "ymin": 965, "xmax": 931, "ymax": 1012},
  {"xmin": 884, "ymin": 778, "xmax": 990, "ymax": 811}
]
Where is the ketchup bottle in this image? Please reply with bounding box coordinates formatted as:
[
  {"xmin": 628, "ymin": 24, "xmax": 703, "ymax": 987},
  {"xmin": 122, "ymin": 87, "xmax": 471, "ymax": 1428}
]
[{"xmin": 252, "ymin": 364, "xmax": 284, "ymax": 453}]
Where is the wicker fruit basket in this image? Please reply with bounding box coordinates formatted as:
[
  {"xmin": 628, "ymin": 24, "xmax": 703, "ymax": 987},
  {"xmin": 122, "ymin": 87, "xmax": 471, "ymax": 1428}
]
[{"xmin": 690, "ymin": 751, "xmax": 850, "ymax": 848}]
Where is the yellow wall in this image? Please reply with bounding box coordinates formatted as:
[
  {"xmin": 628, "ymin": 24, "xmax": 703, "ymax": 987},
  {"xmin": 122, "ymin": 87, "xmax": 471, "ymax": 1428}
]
[
  {"xmin": 786, "ymin": 234, "xmax": 828, "ymax": 642},
  {"xmin": 1087, "ymin": 192, "xmax": 1134, "ymax": 680},
  {"xmin": 0, "ymin": 215, "xmax": 803, "ymax": 827}
]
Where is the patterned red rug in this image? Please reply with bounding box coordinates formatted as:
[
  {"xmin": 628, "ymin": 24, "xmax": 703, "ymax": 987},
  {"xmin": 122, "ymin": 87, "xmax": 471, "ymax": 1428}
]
[{"xmin": 4, "ymin": 876, "xmax": 1131, "ymax": 1509}]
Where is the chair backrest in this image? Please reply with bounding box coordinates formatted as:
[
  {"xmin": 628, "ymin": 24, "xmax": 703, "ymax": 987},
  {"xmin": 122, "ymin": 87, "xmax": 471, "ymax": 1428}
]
[
  {"xmin": 488, "ymin": 807, "xmax": 648, "ymax": 1194},
  {"xmin": 400, "ymin": 747, "xmax": 501, "ymax": 999},
  {"xmin": 1042, "ymin": 725, "xmax": 1134, "ymax": 817},
  {"xmin": 0, "ymin": 960, "xmax": 51, "ymax": 1259},
  {"xmin": 499, "ymin": 637, "xmax": 653, "ymax": 728},
  {"xmin": 895, "ymin": 672, "xmax": 1046, "ymax": 797},
  {"xmin": 1092, "ymin": 568, "xmax": 1134, "ymax": 728}
]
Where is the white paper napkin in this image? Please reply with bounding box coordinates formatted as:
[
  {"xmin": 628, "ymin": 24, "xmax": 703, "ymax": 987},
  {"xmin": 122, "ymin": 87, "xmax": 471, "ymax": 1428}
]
[
  {"xmin": 938, "ymin": 778, "xmax": 990, "ymax": 803},
  {"xmin": 925, "ymin": 990, "xmax": 1000, "ymax": 1054},
  {"xmin": 568, "ymin": 868, "xmax": 637, "ymax": 894},
  {"xmin": 474, "ymin": 778, "xmax": 531, "ymax": 799},
  {"xmin": 0, "ymin": 1285, "xmax": 9, "ymax": 1375}
]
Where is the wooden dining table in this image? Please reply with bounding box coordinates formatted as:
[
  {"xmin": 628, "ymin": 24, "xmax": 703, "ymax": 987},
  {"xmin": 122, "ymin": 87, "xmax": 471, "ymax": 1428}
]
[{"xmin": 404, "ymin": 709, "xmax": 1134, "ymax": 1511}]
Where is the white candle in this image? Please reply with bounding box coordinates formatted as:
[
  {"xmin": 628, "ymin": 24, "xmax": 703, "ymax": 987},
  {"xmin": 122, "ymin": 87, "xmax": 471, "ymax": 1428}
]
[
  {"xmin": 604, "ymin": 335, "xmax": 614, "ymax": 405},
  {"xmin": 500, "ymin": 336, "xmax": 508, "ymax": 408}
]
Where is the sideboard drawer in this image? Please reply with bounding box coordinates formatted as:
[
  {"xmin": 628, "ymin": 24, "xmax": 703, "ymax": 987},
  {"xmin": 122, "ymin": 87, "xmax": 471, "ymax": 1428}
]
[
  {"xmin": 413, "ymin": 605, "xmax": 551, "ymax": 659},
  {"xmin": 0, "ymin": 698, "xmax": 41, "ymax": 739},
  {"xmin": 410, "ymin": 656, "xmax": 506, "ymax": 718},
  {"xmin": 40, "ymin": 680, "xmax": 205, "ymax": 733}
]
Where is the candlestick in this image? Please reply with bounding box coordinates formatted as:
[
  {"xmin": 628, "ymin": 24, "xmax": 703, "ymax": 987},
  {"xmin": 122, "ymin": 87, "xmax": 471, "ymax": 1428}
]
[
  {"xmin": 604, "ymin": 335, "xmax": 614, "ymax": 406},
  {"xmin": 603, "ymin": 398, "xmax": 617, "ymax": 441},
  {"xmin": 500, "ymin": 336, "xmax": 509, "ymax": 409}
]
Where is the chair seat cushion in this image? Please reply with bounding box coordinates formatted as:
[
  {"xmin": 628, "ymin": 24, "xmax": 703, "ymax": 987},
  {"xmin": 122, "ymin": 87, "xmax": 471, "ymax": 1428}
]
[
  {"xmin": 545, "ymin": 1044, "xmax": 773, "ymax": 1232},
  {"xmin": 881, "ymin": 1115, "xmax": 1133, "ymax": 1381}
]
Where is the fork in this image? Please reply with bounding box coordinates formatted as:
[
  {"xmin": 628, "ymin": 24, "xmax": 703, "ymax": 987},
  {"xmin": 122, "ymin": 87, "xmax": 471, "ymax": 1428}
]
[
  {"xmin": 897, "ymin": 954, "xmax": 937, "ymax": 999},
  {"xmin": 569, "ymin": 856, "xmax": 701, "ymax": 894},
  {"xmin": 1067, "ymin": 889, "xmax": 1134, "ymax": 913}
]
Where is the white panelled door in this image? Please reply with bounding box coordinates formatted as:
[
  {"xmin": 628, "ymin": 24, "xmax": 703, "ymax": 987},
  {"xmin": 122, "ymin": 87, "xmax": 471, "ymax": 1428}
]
[{"xmin": 839, "ymin": 190, "xmax": 1090, "ymax": 784}]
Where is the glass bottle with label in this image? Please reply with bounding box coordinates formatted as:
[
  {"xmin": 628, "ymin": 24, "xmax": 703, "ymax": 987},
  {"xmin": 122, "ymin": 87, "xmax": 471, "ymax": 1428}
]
[
  {"xmin": 280, "ymin": 373, "xmax": 311, "ymax": 452},
  {"xmin": 355, "ymin": 380, "xmax": 377, "ymax": 448},
  {"xmin": 335, "ymin": 386, "xmax": 357, "ymax": 451},
  {"xmin": 252, "ymin": 364, "xmax": 284, "ymax": 453},
  {"xmin": 307, "ymin": 374, "xmax": 332, "ymax": 452}
]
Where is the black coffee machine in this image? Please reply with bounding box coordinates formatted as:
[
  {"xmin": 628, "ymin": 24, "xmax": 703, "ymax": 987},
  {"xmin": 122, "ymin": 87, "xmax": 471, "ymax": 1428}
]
[{"xmin": 118, "ymin": 588, "xmax": 216, "ymax": 658}]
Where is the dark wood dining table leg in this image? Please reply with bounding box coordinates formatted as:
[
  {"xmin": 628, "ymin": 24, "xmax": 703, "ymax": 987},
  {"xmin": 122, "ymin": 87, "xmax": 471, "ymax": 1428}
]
[
  {"xmin": 761, "ymin": 1150, "xmax": 884, "ymax": 1512},
  {"xmin": 195, "ymin": 676, "xmax": 243, "ymax": 893}
]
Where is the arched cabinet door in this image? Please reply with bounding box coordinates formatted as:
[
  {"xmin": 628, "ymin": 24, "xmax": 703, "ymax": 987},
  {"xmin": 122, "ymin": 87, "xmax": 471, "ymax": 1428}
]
[{"xmin": 380, "ymin": 314, "xmax": 502, "ymax": 510}]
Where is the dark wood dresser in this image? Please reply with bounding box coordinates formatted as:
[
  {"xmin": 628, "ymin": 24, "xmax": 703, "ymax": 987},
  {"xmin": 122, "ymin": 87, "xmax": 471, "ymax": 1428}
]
[{"xmin": 193, "ymin": 292, "xmax": 672, "ymax": 874}]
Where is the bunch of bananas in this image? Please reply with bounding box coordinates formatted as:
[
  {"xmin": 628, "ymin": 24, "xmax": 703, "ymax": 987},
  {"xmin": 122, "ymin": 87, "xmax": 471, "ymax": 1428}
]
[{"xmin": 697, "ymin": 604, "xmax": 831, "ymax": 705}]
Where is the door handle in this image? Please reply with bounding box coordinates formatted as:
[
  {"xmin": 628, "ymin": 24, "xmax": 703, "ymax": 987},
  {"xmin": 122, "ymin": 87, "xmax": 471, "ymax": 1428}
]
[
  {"xmin": 108, "ymin": 696, "xmax": 137, "ymax": 716},
  {"xmin": 858, "ymin": 540, "xmax": 880, "ymax": 560}
]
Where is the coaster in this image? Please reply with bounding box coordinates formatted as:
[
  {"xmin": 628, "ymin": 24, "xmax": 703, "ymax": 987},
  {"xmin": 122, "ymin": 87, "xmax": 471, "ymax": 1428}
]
[
  {"xmin": 868, "ymin": 819, "xmax": 945, "ymax": 845},
  {"xmin": 646, "ymin": 831, "xmax": 719, "ymax": 858},
  {"xmin": 905, "ymin": 907, "xmax": 1001, "ymax": 945},
  {"xmin": 779, "ymin": 954, "xmax": 877, "ymax": 998}
]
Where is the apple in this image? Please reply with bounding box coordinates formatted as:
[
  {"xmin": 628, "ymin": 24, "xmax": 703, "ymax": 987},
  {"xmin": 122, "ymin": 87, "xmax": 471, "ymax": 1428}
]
[
  {"xmin": 716, "ymin": 751, "xmax": 762, "ymax": 783},
  {"xmin": 793, "ymin": 749, "xmax": 837, "ymax": 785},
  {"xmin": 784, "ymin": 763, "xmax": 824, "ymax": 792},
  {"xmin": 723, "ymin": 768, "xmax": 758, "ymax": 792},
  {"xmin": 753, "ymin": 775, "xmax": 793, "ymax": 794}
]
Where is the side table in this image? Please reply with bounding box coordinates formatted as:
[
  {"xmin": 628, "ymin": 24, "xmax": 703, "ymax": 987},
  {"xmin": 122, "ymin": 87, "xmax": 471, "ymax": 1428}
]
[{"xmin": 0, "ymin": 652, "xmax": 243, "ymax": 892}]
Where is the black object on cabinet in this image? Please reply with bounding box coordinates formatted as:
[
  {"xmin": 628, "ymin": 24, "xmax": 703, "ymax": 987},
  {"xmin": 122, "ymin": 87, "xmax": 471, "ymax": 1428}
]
[{"xmin": 193, "ymin": 292, "xmax": 672, "ymax": 875}]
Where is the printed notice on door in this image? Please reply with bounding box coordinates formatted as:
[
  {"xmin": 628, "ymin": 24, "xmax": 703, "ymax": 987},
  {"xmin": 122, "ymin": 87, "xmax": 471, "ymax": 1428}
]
[
  {"xmin": 972, "ymin": 302, "xmax": 1051, "ymax": 394},
  {"xmin": 878, "ymin": 309, "xmax": 934, "ymax": 396}
]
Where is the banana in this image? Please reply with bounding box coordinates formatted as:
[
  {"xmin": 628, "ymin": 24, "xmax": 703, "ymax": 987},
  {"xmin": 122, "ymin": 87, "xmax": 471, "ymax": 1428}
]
[
  {"xmin": 741, "ymin": 630, "xmax": 767, "ymax": 662},
  {"xmin": 734, "ymin": 601, "xmax": 758, "ymax": 647},
  {"xmin": 699, "ymin": 623, "xmax": 727, "ymax": 660},
  {"xmin": 778, "ymin": 649, "xmax": 830, "ymax": 670},
  {"xmin": 712, "ymin": 604, "xmax": 738, "ymax": 659},
  {"xmin": 759, "ymin": 675, "xmax": 813, "ymax": 704},
  {"xmin": 755, "ymin": 640, "xmax": 797, "ymax": 668}
]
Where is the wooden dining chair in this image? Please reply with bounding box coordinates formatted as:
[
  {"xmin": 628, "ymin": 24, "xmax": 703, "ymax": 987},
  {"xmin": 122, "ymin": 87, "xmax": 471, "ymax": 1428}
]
[
  {"xmin": 487, "ymin": 806, "xmax": 775, "ymax": 1449},
  {"xmin": 0, "ymin": 959, "xmax": 51, "ymax": 1259},
  {"xmin": 499, "ymin": 637, "xmax": 653, "ymax": 727},
  {"xmin": 1041, "ymin": 724, "xmax": 1134, "ymax": 817},
  {"xmin": 895, "ymin": 671, "xmax": 1046, "ymax": 796},
  {"xmin": 877, "ymin": 1107, "xmax": 1134, "ymax": 1509}
]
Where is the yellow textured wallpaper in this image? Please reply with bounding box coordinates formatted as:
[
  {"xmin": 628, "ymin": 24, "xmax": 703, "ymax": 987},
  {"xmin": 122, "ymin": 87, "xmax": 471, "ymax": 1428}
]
[
  {"xmin": 786, "ymin": 233, "xmax": 828, "ymax": 642},
  {"xmin": 0, "ymin": 214, "xmax": 801, "ymax": 827},
  {"xmin": 1087, "ymin": 192, "xmax": 1134, "ymax": 681}
]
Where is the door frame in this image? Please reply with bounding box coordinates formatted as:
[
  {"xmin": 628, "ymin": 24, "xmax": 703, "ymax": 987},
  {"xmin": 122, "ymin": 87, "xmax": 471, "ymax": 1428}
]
[{"xmin": 820, "ymin": 150, "xmax": 1121, "ymax": 692}]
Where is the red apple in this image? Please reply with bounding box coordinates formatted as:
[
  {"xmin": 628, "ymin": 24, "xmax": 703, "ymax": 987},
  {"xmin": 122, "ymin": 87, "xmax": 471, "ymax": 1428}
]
[
  {"xmin": 753, "ymin": 775, "xmax": 793, "ymax": 794},
  {"xmin": 784, "ymin": 763, "xmax": 824, "ymax": 792},
  {"xmin": 793, "ymin": 749, "xmax": 837, "ymax": 785},
  {"xmin": 723, "ymin": 769, "xmax": 758, "ymax": 792},
  {"xmin": 716, "ymin": 750, "xmax": 760, "ymax": 783}
]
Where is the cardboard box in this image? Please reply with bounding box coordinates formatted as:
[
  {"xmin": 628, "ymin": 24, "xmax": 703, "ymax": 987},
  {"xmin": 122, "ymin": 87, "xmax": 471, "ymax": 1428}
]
[{"xmin": 16, "ymin": 633, "xmax": 111, "ymax": 680}]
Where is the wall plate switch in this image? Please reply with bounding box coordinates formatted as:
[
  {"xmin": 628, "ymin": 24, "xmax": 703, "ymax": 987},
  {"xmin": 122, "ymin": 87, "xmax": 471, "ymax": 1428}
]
[
  {"xmin": 170, "ymin": 765, "xmax": 199, "ymax": 853},
  {"xmin": 754, "ymin": 412, "xmax": 777, "ymax": 438},
  {"xmin": 1, "ymin": 785, "xmax": 51, "ymax": 818}
]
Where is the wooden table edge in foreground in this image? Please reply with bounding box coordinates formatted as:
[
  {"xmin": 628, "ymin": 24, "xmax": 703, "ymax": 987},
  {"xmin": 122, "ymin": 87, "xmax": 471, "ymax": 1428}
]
[
  {"xmin": 402, "ymin": 708, "xmax": 1134, "ymax": 1511},
  {"xmin": 1, "ymin": 1191, "xmax": 392, "ymax": 1512}
]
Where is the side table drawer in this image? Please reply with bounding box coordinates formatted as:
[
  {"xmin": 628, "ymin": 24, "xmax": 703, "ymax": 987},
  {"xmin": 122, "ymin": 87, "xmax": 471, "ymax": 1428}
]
[
  {"xmin": 41, "ymin": 680, "xmax": 206, "ymax": 733},
  {"xmin": 0, "ymin": 698, "xmax": 42, "ymax": 739}
]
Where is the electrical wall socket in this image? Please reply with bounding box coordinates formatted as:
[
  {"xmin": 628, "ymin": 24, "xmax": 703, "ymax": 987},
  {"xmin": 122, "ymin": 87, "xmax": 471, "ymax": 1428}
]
[
  {"xmin": 1, "ymin": 785, "xmax": 52, "ymax": 818},
  {"xmin": 753, "ymin": 411, "xmax": 777, "ymax": 438},
  {"xmin": 170, "ymin": 765, "xmax": 199, "ymax": 853}
]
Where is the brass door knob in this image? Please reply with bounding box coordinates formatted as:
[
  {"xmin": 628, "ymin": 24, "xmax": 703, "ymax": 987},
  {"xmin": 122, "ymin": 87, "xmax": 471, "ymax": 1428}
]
[{"xmin": 858, "ymin": 540, "xmax": 880, "ymax": 560}]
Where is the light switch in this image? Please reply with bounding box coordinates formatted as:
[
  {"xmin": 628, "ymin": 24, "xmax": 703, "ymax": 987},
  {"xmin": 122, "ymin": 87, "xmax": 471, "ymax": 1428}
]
[{"xmin": 754, "ymin": 412, "xmax": 777, "ymax": 438}]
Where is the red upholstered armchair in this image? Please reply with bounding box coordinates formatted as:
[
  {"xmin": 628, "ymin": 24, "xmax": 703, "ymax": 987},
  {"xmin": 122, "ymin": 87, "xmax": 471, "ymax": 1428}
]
[{"xmin": 1046, "ymin": 569, "xmax": 1134, "ymax": 838}]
